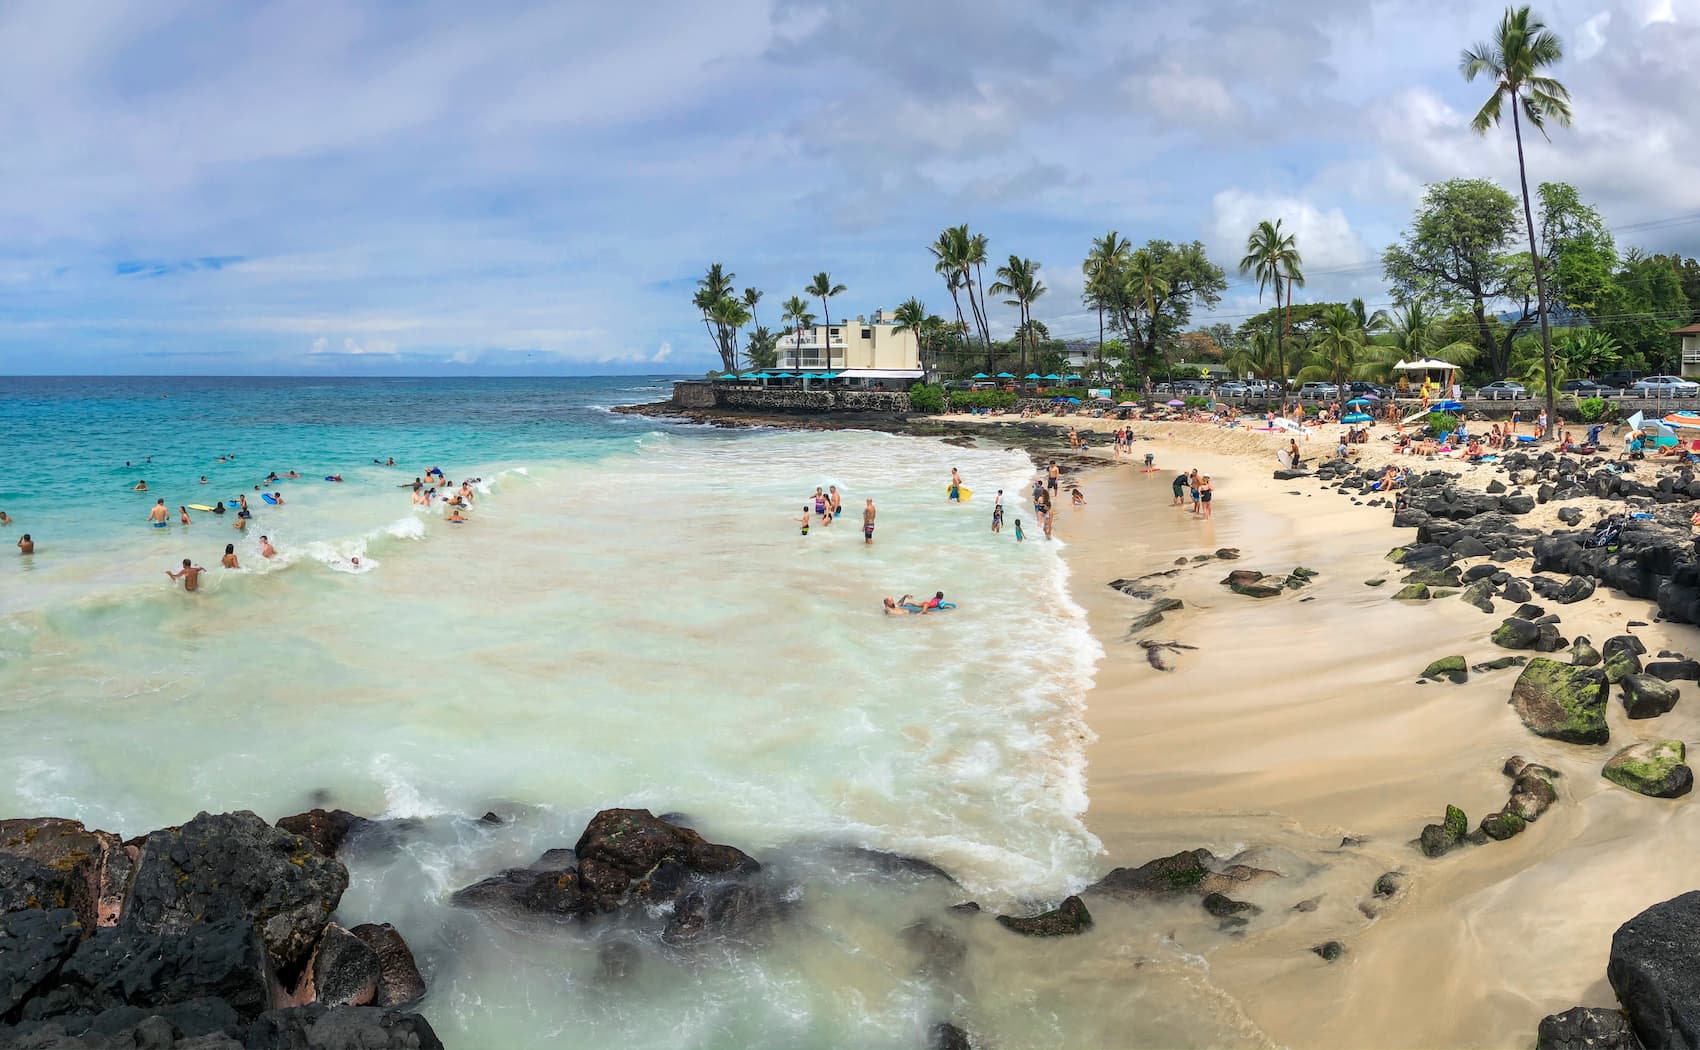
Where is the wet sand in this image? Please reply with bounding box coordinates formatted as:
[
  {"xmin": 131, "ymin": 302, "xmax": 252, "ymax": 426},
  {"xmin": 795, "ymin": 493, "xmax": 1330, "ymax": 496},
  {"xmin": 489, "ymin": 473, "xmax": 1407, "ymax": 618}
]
[{"xmin": 1034, "ymin": 423, "xmax": 1700, "ymax": 1047}]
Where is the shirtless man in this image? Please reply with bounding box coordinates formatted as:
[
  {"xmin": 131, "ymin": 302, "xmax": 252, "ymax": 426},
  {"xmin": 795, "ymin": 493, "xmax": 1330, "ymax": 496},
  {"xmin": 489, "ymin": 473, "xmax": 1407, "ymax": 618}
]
[
  {"xmin": 221, "ymin": 543, "xmax": 240, "ymax": 569},
  {"xmin": 167, "ymin": 559, "xmax": 206, "ymax": 591},
  {"xmin": 0, "ymin": 511, "xmax": 11, "ymax": 525},
  {"xmin": 1047, "ymin": 462, "xmax": 1060, "ymax": 493},
  {"xmin": 863, "ymin": 498, "xmax": 876, "ymax": 544},
  {"xmin": 17, "ymin": 534, "xmax": 32, "ymax": 554},
  {"xmin": 446, "ymin": 508, "xmax": 468, "ymax": 523},
  {"xmin": 134, "ymin": 480, "xmax": 148, "ymax": 492},
  {"xmin": 258, "ymin": 535, "xmax": 276, "ymax": 559},
  {"xmin": 147, "ymin": 499, "xmax": 169, "ymax": 526}
]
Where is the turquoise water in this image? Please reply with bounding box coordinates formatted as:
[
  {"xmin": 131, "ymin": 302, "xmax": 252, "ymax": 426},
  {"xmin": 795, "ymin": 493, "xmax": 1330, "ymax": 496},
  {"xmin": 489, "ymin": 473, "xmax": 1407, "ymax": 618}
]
[{"xmin": 0, "ymin": 377, "xmax": 1145, "ymax": 1048}]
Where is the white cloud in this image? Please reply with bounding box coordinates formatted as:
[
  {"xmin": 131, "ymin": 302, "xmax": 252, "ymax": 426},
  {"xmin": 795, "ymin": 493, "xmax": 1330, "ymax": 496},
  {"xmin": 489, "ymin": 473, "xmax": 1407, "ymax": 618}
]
[
  {"xmin": 1140, "ymin": 69, "xmax": 1235, "ymax": 123},
  {"xmin": 1207, "ymin": 189, "xmax": 1369, "ymax": 272}
]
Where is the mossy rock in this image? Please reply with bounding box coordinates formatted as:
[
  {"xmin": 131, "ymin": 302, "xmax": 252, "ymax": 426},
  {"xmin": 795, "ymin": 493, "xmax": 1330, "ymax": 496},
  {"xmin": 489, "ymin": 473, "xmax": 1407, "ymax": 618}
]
[
  {"xmin": 1392, "ymin": 584, "xmax": 1430, "ymax": 601},
  {"xmin": 1432, "ymin": 588, "xmax": 1460, "ymax": 599},
  {"xmin": 1402, "ymin": 568, "xmax": 1462, "ymax": 588},
  {"xmin": 1472, "ymin": 656, "xmax": 1528, "ymax": 673},
  {"xmin": 995, "ymin": 894, "xmax": 1094, "ymax": 937},
  {"xmin": 1290, "ymin": 566, "xmax": 1319, "ymax": 579},
  {"xmin": 1364, "ymin": 578, "xmax": 1387, "ymax": 587},
  {"xmin": 1492, "ymin": 618, "xmax": 1542, "ymax": 650},
  {"xmin": 1386, "ymin": 547, "xmax": 1410, "ymax": 563},
  {"xmin": 1621, "ymin": 674, "xmax": 1680, "ymax": 719},
  {"xmin": 1480, "ymin": 810, "xmax": 1527, "ymax": 841},
  {"xmin": 1420, "ymin": 656, "xmax": 1468, "ymax": 684},
  {"xmin": 1603, "ymin": 649, "xmax": 1642, "ymax": 684},
  {"xmin": 1509, "ymin": 657, "xmax": 1610, "ymax": 744},
  {"xmin": 1418, "ymin": 804, "xmax": 1469, "ymax": 857},
  {"xmin": 1601, "ymin": 740, "xmax": 1693, "ymax": 798},
  {"xmin": 1570, "ymin": 642, "xmax": 1601, "ymax": 667}
]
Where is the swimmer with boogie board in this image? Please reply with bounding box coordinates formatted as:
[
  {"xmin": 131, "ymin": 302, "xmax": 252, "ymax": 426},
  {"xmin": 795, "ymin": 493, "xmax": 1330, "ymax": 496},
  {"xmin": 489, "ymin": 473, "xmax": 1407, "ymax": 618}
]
[{"xmin": 885, "ymin": 591, "xmax": 956, "ymax": 614}]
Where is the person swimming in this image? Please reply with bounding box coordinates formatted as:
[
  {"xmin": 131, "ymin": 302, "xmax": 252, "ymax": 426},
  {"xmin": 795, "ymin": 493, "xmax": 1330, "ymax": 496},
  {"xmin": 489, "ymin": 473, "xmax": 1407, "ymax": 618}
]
[
  {"xmin": 166, "ymin": 558, "xmax": 206, "ymax": 592},
  {"xmin": 0, "ymin": 511, "xmax": 10, "ymax": 525},
  {"xmin": 259, "ymin": 535, "xmax": 276, "ymax": 558},
  {"xmin": 221, "ymin": 543, "xmax": 239, "ymax": 569},
  {"xmin": 133, "ymin": 480, "xmax": 148, "ymax": 491}
]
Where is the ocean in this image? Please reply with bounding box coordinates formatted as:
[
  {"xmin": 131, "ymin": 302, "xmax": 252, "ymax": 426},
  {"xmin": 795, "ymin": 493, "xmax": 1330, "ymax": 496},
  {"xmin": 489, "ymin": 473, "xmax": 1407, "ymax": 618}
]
[{"xmin": 0, "ymin": 376, "xmax": 1113, "ymax": 1048}]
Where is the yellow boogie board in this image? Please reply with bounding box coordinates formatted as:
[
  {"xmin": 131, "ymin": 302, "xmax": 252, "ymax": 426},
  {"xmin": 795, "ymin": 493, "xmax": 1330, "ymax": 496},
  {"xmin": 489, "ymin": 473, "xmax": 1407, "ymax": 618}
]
[
  {"xmin": 187, "ymin": 504, "xmax": 216, "ymax": 512},
  {"xmin": 947, "ymin": 486, "xmax": 972, "ymax": 502}
]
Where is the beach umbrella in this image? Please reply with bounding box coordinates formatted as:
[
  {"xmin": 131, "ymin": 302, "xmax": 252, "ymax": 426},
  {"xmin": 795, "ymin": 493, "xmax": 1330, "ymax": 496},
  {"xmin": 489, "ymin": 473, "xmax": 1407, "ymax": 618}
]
[
  {"xmin": 1343, "ymin": 412, "xmax": 1373, "ymax": 423},
  {"xmin": 1664, "ymin": 412, "xmax": 1700, "ymax": 429},
  {"xmin": 996, "ymin": 372, "xmax": 1015, "ymax": 378},
  {"xmin": 1044, "ymin": 373, "xmax": 1062, "ymax": 380},
  {"xmin": 1167, "ymin": 399, "xmax": 1186, "ymax": 407},
  {"xmin": 1066, "ymin": 374, "xmax": 1082, "ymax": 381},
  {"xmin": 1117, "ymin": 401, "xmax": 1137, "ymax": 407},
  {"xmin": 1026, "ymin": 373, "xmax": 1042, "ymax": 380},
  {"xmin": 1437, "ymin": 399, "xmax": 1464, "ymax": 412},
  {"xmin": 1065, "ymin": 397, "xmax": 1080, "ymax": 404},
  {"xmin": 1346, "ymin": 397, "xmax": 1372, "ymax": 407},
  {"xmin": 971, "ymin": 372, "xmax": 990, "ymax": 379}
]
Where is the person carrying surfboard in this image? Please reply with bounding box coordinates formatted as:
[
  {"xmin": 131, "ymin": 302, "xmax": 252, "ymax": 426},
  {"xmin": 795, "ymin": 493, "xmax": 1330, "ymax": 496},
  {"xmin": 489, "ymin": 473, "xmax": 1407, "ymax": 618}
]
[{"xmin": 948, "ymin": 468, "xmax": 963, "ymax": 503}]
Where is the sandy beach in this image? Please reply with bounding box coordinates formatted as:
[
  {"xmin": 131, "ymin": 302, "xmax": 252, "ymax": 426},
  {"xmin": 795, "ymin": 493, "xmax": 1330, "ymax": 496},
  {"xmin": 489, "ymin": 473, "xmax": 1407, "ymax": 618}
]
[{"xmin": 957, "ymin": 411, "xmax": 1700, "ymax": 1047}]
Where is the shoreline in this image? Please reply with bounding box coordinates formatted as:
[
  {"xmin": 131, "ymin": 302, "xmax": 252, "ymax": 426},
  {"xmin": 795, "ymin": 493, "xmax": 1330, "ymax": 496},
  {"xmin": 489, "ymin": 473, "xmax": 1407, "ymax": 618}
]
[{"xmin": 624, "ymin": 397, "xmax": 1700, "ymax": 1046}]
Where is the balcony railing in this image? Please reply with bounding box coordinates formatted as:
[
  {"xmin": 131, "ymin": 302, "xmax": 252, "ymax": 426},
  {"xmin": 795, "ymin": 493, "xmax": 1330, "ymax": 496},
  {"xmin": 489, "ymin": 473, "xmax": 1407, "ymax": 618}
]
[{"xmin": 777, "ymin": 355, "xmax": 846, "ymax": 370}]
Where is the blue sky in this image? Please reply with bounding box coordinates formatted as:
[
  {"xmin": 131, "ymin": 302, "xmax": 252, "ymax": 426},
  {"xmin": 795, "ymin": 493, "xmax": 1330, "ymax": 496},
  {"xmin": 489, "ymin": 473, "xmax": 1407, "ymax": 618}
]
[{"xmin": 0, "ymin": 0, "xmax": 1696, "ymax": 376}]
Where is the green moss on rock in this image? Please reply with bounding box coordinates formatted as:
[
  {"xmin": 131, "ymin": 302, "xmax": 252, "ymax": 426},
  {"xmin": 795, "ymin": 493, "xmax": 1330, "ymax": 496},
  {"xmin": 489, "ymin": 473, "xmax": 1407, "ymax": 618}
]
[
  {"xmin": 1392, "ymin": 584, "xmax": 1430, "ymax": 601},
  {"xmin": 1509, "ymin": 657, "xmax": 1610, "ymax": 744},
  {"xmin": 1601, "ymin": 740, "xmax": 1693, "ymax": 798},
  {"xmin": 1421, "ymin": 656, "xmax": 1468, "ymax": 684}
]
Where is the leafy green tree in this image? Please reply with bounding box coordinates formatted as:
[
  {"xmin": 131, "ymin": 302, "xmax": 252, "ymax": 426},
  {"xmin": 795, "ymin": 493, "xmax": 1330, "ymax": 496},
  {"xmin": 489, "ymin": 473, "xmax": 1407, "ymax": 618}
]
[
  {"xmin": 1296, "ymin": 305, "xmax": 1367, "ymax": 391},
  {"xmin": 745, "ymin": 325, "xmax": 778, "ymax": 370},
  {"xmin": 780, "ymin": 295, "xmax": 815, "ymax": 368},
  {"xmin": 1554, "ymin": 327, "xmax": 1620, "ymax": 378},
  {"xmin": 1225, "ymin": 329, "xmax": 1286, "ymax": 382},
  {"xmin": 1602, "ymin": 251, "xmax": 1691, "ymax": 369},
  {"xmin": 930, "ymin": 225, "xmax": 994, "ymax": 368},
  {"xmin": 1538, "ymin": 183, "xmax": 1616, "ymax": 318},
  {"xmin": 707, "ymin": 296, "xmax": 751, "ymax": 372},
  {"xmin": 804, "ymin": 272, "xmax": 846, "ymax": 369},
  {"xmin": 1382, "ymin": 178, "xmax": 1535, "ymax": 378},
  {"xmin": 1462, "ymin": 3, "xmax": 1573, "ymax": 433},
  {"xmin": 891, "ymin": 297, "xmax": 942, "ymax": 377},
  {"xmin": 1645, "ymin": 255, "xmax": 1700, "ymax": 323},
  {"xmin": 989, "ymin": 256, "xmax": 1046, "ymax": 373},
  {"xmin": 693, "ymin": 263, "xmax": 742, "ymax": 371},
  {"xmin": 1358, "ymin": 298, "xmax": 1480, "ymax": 382},
  {"xmin": 1239, "ymin": 219, "xmax": 1306, "ymax": 380}
]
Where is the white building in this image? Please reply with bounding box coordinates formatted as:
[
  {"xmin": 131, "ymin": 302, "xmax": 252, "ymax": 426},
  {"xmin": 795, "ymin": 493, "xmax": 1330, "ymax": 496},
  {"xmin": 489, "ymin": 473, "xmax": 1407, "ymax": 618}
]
[{"xmin": 775, "ymin": 308, "xmax": 922, "ymax": 383}]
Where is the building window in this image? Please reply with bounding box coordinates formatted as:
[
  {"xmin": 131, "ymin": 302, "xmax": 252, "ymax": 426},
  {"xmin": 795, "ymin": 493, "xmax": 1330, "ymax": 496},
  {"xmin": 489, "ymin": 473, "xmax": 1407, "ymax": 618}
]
[{"xmin": 861, "ymin": 328, "xmax": 872, "ymax": 340}]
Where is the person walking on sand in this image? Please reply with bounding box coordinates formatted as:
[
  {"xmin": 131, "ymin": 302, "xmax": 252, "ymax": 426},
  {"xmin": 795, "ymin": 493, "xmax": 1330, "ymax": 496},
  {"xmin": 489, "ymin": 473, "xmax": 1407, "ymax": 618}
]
[
  {"xmin": 863, "ymin": 498, "xmax": 875, "ymax": 544},
  {"xmin": 166, "ymin": 558, "xmax": 206, "ymax": 592},
  {"xmin": 1511, "ymin": 407, "xmax": 1520, "ymax": 434},
  {"xmin": 147, "ymin": 499, "xmax": 169, "ymax": 527},
  {"xmin": 221, "ymin": 543, "xmax": 240, "ymax": 569},
  {"xmin": 1047, "ymin": 462, "xmax": 1060, "ymax": 495},
  {"xmin": 1200, "ymin": 474, "xmax": 1214, "ymax": 520},
  {"xmin": 17, "ymin": 533, "xmax": 32, "ymax": 554}
]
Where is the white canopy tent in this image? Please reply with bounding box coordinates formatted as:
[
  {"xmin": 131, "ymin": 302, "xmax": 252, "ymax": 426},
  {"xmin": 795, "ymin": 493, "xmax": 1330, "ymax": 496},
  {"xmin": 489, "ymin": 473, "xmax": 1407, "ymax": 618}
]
[{"xmin": 1393, "ymin": 358, "xmax": 1461, "ymax": 372}]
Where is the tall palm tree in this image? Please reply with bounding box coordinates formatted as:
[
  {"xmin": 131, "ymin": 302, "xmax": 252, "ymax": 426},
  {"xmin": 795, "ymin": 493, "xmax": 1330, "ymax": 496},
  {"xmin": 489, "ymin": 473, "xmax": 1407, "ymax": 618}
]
[
  {"xmin": 989, "ymin": 256, "xmax": 1046, "ymax": 374},
  {"xmin": 695, "ymin": 264, "xmax": 737, "ymax": 367},
  {"xmin": 1361, "ymin": 299, "xmax": 1479, "ymax": 382},
  {"xmin": 930, "ymin": 228, "xmax": 990, "ymax": 370},
  {"xmin": 1123, "ymin": 250, "xmax": 1170, "ymax": 381},
  {"xmin": 742, "ymin": 288, "xmax": 763, "ymax": 330},
  {"xmin": 780, "ymin": 295, "xmax": 814, "ymax": 370},
  {"xmin": 1238, "ymin": 220, "xmax": 1304, "ymax": 383},
  {"xmin": 968, "ymin": 232, "xmax": 993, "ymax": 353},
  {"xmin": 1463, "ymin": 5, "xmax": 1572, "ymax": 439},
  {"xmin": 891, "ymin": 297, "xmax": 930, "ymax": 376},
  {"xmin": 708, "ymin": 297, "xmax": 751, "ymax": 373},
  {"xmin": 804, "ymin": 273, "xmax": 846, "ymax": 370},
  {"xmin": 1084, "ymin": 230, "xmax": 1131, "ymax": 381}
]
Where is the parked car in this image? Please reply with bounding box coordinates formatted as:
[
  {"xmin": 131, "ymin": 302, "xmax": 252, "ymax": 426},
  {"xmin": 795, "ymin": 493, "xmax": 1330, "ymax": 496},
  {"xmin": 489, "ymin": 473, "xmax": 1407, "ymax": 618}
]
[
  {"xmin": 1245, "ymin": 379, "xmax": 1280, "ymax": 396},
  {"xmin": 1559, "ymin": 380, "xmax": 1610, "ymax": 395},
  {"xmin": 1296, "ymin": 382, "xmax": 1339, "ymax": 399},
  {"xmin": 1172, "ymin": 379, "xmax": 1209, "ymax": 396},
  {"xmin": 1477, "ymin": 380, "xmax": 1527, "ymax": 400},
  {"xmin": 1214, "ymin": 381, "xmax": 1248, "ymax": 397},
  {"xmin": 1596, "ymin": 370, "xmax": 1647, "ymax": 389},
  {"xmin": 1345, "ymin": 381, "xmax": 1389, "ymax": 399},
  {"xmin": 1631, "ymin": 375, "xmax": 1700, "ymax": 397}
]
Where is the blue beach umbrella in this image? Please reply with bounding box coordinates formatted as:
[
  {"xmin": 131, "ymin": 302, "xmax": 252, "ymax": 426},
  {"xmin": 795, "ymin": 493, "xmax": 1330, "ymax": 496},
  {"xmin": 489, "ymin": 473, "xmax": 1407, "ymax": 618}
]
[
  {"xmin": 1343, "ymin": 412, "xmax": 1373, "ymax": 423},
  {"xmin": 1044, "ymin": 373, "xmax": 1062, "ymax": 380},
  {"xmin": 1346, "ymin": 397, "xmax": 1372, "ymax": 407},
  {"xmin": 1026, "ymin": 373, "xmax": 1042, "ymax": 380},
  {"xmin": 972, "ymin": 372, "xmax": 990, "ymax": 379},
  {"xmin": 1066, "ymin": 374, "xmax": 1082, "ymax": 380},
  {"xmin": 818, "ymin": 372, "xmax": 839, "ymax": 379},
  {"xmin": 1065, "ymin": 397, "xmax": 1081, "ymax": 404},
  {"xmin": 996, "ymin": 372, "xmax": 1015, "ymax": 378},
  {"xmin": 1438, "ymin": 399, "xmax": 1464, "ymax": 412}
]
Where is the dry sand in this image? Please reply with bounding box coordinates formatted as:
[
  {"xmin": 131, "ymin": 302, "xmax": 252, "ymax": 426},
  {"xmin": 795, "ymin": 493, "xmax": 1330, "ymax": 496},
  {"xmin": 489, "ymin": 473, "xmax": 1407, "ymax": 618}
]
[{"xmin": 964, "ymin": 413, "xmax": 1700, "ymax": 1047}]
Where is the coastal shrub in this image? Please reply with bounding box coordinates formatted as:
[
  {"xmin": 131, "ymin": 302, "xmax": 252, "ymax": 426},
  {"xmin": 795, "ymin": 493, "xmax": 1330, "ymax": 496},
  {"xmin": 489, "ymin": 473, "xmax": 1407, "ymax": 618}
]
[
  {"xmin": 1427, "ymin": 411, "xmax": 1460, "ymax": 434},
  {"xmin": 1575, "ymin": 397, "xmax": 1608, "ymax": 423},
  {"xmin": 907, "ymin": 383, "xmax": 946, "ymax": 413},
  {"xmin": 1183, "ymin": 396, "xmax": 1210, "ymax": 408},
  {"xmin": 950, "ymin": 390, "xmax": 1018, "ymax": 411}
]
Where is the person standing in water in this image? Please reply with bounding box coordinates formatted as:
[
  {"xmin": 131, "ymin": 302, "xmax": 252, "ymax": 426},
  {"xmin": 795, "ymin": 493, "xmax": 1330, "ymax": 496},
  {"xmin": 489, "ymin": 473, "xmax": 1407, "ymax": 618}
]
[
  {"xmin": 948, "ymin": 468, "xmax": 963, "ymax": 502},
  {"xmin": 17, "ymin": 534, "xmax": 33, "ymax": 554},
  {"xmin": 830, "ymin": 486, "xmax": 843, "ymax": 519},
  {"xmin": 1013, "ymin": 519, "xmax": 1025, "ymax": 542},
  {"xmin": 221, "ymin": 543, "xmax": 240, "ymax": 569},
  {"xmin": 259, "ymin": 536, "xmax": 276, "ymax": 558},
  {"xmin": 1200, "ymin": 474, "xmax": 1214, "ymax": 519},
  {"xmin": 1189, "ymin": 469, "xmax": 1202, "ymax": 514},
  {"xmin": 862, "ymin": 498, "xmax": 875, "ymax": 544},
  {"xmin": 991, "ymin": 490, "xmax": 1004, "ymax": 533},
  {"xmin": 1171, "ymin": 471, "xmax": 1187, "ymax": 507},
  {"xmin": 167, "ymin": 559, "xmax": 206, "ymax": 592},
  {"xmin": 147, "ymin": 499, "xmax": 169, "ymax": 526},
  {"xmin": 797, "ymin": 505, "xmax": 811, "ymax": 536},
  {"xmin": 133, "ymin": 480, "xmax": 148, "ymax": 491}
]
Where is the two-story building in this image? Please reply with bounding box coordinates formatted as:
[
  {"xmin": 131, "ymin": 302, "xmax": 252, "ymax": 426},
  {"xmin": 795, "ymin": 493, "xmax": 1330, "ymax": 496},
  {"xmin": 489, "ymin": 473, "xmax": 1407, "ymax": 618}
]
[
  {"xmin": 1677, "ymin": 322, "xmax": 1700, "ymax": 380},
  {"xmin": 774, "ymin": 308, "xmax": 922, "ymax": 384}
]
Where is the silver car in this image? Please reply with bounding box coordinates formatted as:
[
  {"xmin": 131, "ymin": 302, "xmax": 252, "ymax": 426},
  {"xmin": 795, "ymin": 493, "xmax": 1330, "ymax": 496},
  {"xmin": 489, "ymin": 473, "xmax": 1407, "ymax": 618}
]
[
  {"xmin": 1477, "ymin": 381, "xmax": 1526, "ymax": 400},
  {"xmin": 1632, "ymin": 376, "xmax": 1700, "ymax": 397}
]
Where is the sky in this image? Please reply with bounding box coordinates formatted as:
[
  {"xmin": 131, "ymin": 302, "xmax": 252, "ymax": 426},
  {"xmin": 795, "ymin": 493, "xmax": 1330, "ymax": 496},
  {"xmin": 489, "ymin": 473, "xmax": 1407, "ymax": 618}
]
[{"xmin": 1, "ymin": 0, "xmax": 1697, "ymax": 376}]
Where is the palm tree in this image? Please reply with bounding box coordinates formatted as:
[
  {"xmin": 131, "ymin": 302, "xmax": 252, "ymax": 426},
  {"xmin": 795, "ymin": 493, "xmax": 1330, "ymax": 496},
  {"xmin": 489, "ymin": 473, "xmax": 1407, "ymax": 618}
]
[
  {"xmin": 1123, "ymin": 250, "xmax": 1170, "ymax": 381},
  {"xmin": 1298, "ymin": 305, "xmax": 1367, "ymax": 393},
  {"xmin": 1226, "ymin": 329, "xmax": 1285, "ymax": 382},
  {"xmin": 1361, "ymin": 299, "xmax": 1480, "ymax": 382},
  {"xmin": 1084, "ymin": 230, "xmax": 1131, "ymax": 381},
  {"xmin": 989, "ymin": 256, "xmax": 1046, "ymax": 374},
  {"xmin": 892, "ymin": 297, "xmax": 930, "ymax": 376},
  {"xmin": 1238, "ymin": 220, "xmax": 1304, "ymax": 383},
  {"xmin": 694, "ymin": 264, "xmax": 737, "ymax": 367},
  {"xmin": 1463, "ymin": 5, "xmax": 1572, "ymax": 439},
  {"xmin": 780, "ymin": 295, "xmax": 814, "ymax": 370},
  {"xmin": 708, "ymin": 297, "xmax": 751, "ymax": 373},
  {"xmin": 968, "ymin": 232, "xmax": 993, "ymax": 353},
  {"xmin": 930, "ymin": 228, "xmax": 990, "ymax": 371},
  {"xmin": 742, "ymin": 288, "xmax": 763, "ymax": 330},
  {"xmin": 804, "ymin": 273, "xmax": 846, "ymax": 370}
]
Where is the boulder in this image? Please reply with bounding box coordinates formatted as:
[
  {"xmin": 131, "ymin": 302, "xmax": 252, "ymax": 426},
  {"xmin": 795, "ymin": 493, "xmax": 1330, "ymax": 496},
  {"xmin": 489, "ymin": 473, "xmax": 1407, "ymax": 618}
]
[
  {"xmin": 574, "ymin": 809, "xmax": 758, "ymax": 915},
  {"xmin": 119, "ymin": 811, "xmax": 347, "ymax": 975},
  {"xmin": 1402, "ymin": 568, "xmax": 1463, "ymax": 588},
  {"xmin": 1510, "ymin": 658, "xmax": 1610, "ymax": 744},
  {"xmin": 1608, "ymin": 891, "xmax": 1700, "ymax": 1048},
  {"xmin": 1419, "ymin": 805, "xmax": 1469, "ymax": 857},
  {"xmin": 1604, "ymin": 635, "xmax": 1649, "ymax": 660},
  {"xmin": 1646, "ymin": 660, "xmax": 1700, "ymax": 682},
  {"xmin": 0, "ymin": 907, "xmax": 82, "ymax": 1018},
  {"xmin": 1222, "ymin": 570, "xmax": 1286, "ymax": 598},
  {"xmin": 1494, "ymin": 618, "xmax": 1544, "ymax": 650},
  {"xmin": 1392, "ymin": 584, "xmax": 1431, "ymax": 601},
  {"xmin": 449, "ymin": 853, "xmax": 585, "ymax": 920},
  {"xmin": 661, "ymin": 880, "xmax": 780, "ymax": 946},
  {"xmin": 1621, "ymin": 675, "xmax": 1680, "ymax": 719},
  {"xmin": 1480, "ymin": 811, "xmax": 1527, "ymax": 841},
  {"xmin": 1572, "ymin": 641, "xmax": 1603, "ymax": 668},
  {"xmin": 1605, "ymin": 650, "xmax": 1644, "ymax": 685},
  {"xmin": 1086, "ymin": 848, "xmax": 1278, "ymax": 901},
  {"xmin": 242, "ymin": 1005, "xmax": 444, "ymax": 1050},
  {"xmin": 274, "ymin": 809, "xmax": 368, "ymax": 859},
  {"xmin": 933, "ymin": 1021, "xmax": 975, "ymax": 1050},
  {"xmin": 1536, "ymin": 1006, "xmax": 1640, "ymax": 1050},
  {"xmin": 994, "ymin": 895, "xmax": 1093, "ymax": 937},
  {"xmin": 1500, "ymin": 578, "xmax": 1534, "ymax": 603},
  {"xmin": 901, "ymin": 920, "xmax": 967, "ymax": 981},
  {"xmin": 1312, "ymin": 941, "xmax": 1345, "ymax": 962},
  {"xmin": 1460, "ymin": 580, "xmax": 1497, "ymax": 613},
  {"xmin": 1556, "ymin": 576, "xmax": 1599, "ymax": 604},
  {"xmin": 1601, "ymin": 741, "xmax": 1693, "ymax": 799},
  {"xmin": 349, "ymin": 924, "xmax": 425, "ymax": 1007},
  {"xmin": 1201, "ymin": 893, "xmax": 1261, "ymax": 918},
  {"xmin": 1504, "ymin": 758, "xmax": 1561, "ymax": 822},
  {"xmin": 1554, "ymin": 507, "xmax": 1584, "ymax": 526},
  {"xmin": 19, "ymin": 919, "xmax": 272, "ymax": 1023},
  {"xmin": 307, "ymin": 924, "xmax": 381, "ymax": 1008},
  {"xmin": 1473, "ymin": 656, "xmax": 1529, "ymax": 673},
  {"xmin": 1420, "ymin": 656, "xmax": 1468, "ymax": 685},
  {"xmin": 0, "ymin": 818, "xmax": 128, "ymax": 930}
]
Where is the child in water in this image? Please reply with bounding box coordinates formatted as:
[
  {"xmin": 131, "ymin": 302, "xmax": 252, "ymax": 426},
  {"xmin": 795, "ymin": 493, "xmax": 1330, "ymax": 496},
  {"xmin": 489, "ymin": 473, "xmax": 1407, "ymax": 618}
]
[
  {"xmin": 1013, "ymin": 519, "xmax": 1024, "ymax": 542},
  {"xmin": 798, "ymin": 505, "xmax": 811, "ymax": 536}
]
